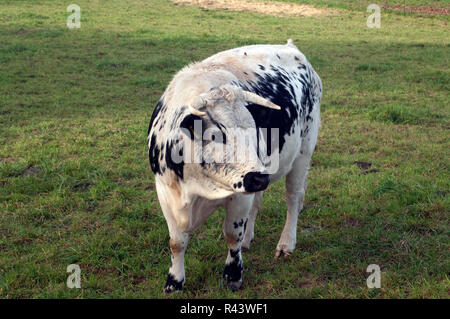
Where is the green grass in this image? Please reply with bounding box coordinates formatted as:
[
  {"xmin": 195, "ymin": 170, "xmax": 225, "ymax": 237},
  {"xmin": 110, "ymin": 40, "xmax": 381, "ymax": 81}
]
[{"xmin": 0, "ymin": 0, "xmax": 449, "ymax": 298}]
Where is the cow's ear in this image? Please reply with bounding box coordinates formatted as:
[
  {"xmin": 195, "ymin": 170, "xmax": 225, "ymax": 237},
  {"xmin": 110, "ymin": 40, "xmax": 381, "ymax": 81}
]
[{"xmin": 180, "ymin": 114, "xmax": 205, "ymax": 140}]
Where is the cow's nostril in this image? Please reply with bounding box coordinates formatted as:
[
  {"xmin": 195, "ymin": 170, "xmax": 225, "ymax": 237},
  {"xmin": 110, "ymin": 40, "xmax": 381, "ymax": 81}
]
[{"xmin": 243, "ymin": 172, "xmax": 270, "ymax": 192}]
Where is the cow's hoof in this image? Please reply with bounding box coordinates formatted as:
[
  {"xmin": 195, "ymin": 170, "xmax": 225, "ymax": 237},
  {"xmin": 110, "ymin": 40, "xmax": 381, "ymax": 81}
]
[
  {"xmin": 164, "ymin": 274, "xmax": 184, "ymax": 294},
  {"xmin": 222, "ymin": 278, "xmax": 242, "ymax": 292},
  {"xmin": 223, "ymin": 269, "xmax": 243, "ymax": 292},
  {"xmin": 229, "ymin": 280, "xmax": 242, "ymax": 292},
  {"xmin": 275, "ymin": 249, "xmax": 291, "ymax": 260},
  {"xmin": 164, "ymin": 285, "xmax": 182, "ymax": 294},
  {"xmin": 241, "ymin": 236, "xmax": 253, "ymax": 252}
]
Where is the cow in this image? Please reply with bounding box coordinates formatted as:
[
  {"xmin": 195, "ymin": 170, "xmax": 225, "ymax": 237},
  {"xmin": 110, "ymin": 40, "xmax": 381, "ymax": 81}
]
[{"xmin": 147, "ymin": 39, "xmax": 322, "ymax": 293}]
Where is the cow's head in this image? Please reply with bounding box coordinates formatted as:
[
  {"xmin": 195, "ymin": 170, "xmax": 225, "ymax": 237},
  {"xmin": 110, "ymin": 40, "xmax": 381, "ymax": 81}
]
[{"xmin": 168, "ymin": 85, "xmax": 281, "ymax": 200}]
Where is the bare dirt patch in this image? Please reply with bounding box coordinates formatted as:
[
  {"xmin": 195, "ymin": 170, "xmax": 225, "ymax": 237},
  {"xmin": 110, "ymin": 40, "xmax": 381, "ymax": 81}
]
[
  {"xmin": 300, "ymin": 225, "xmax": 321, "ymax": 237},
  {"xmin": 17, "ymin": 28, "xmax": 32, "ymax": 35},
  {"xmin": 22, "ymin": 166, "xmax": 41, "ymax": 176},
  {"xmin": 0, "ymin": 156, "xmax": 14, "ymax": 163},
  {"xmin": 173, "ymin": 0, "xmax": 335, "ymax": 17},
  {"xmin": 383, "ymin": 3, "xmax": 450, "ymax": 16},
  {"xmin": 354, "ymin": 161, "xmax": 379, "ymax": 175},
  {"xmin": 354, "ymin": 161, "xmax": 372, "ymax": 170}
]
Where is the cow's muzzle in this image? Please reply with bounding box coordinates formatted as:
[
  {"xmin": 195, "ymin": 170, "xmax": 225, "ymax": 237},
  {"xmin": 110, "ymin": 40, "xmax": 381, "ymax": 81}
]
[{"xmin": 243, "ymin": 172, "xmax": 270, "ymax": 192}]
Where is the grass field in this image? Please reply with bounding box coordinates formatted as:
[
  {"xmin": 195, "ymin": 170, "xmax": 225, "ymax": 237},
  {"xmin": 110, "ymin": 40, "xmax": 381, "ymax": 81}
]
[{"xmin": 0, "ymin": 0, "xmax": 449, "ymax": 298}]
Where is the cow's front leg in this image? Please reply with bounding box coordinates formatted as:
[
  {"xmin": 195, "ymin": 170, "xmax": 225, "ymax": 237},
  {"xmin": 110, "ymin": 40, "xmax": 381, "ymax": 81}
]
[
  {"xmin": 223, "ymin": 193, "xmax": 254, "ymax": 291},
  {"xmin": 157, "ymin": 190, "xmax": 190, "ymax": 294},
  {"xmin": 165, "ymin": 227, "xmax": 189, "ymax": 293},
  {"xmin": 241, "ymin": 191, "xmax": 263, "ymax": 251}
]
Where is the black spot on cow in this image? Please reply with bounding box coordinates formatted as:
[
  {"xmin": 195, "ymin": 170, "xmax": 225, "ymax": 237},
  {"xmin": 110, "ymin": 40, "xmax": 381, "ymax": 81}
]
[
  {"xmin": 165, "ymin": 139, "xmax": 184, "ymax": 179},
  {"xmin": 164, "ymin": 273, "xmax": 184, "ymax": 293},
  {"xmin": 229, "ymin": 249, "xmax": 239, "ymax": 258},
  {"xmin": 148, "ymin": 100, "xmax": 165, "ymax": 175},
  {"xmin": 237, "ymin": 181, "xmax": 242, "ymax": 188},
  {"xmin": 258, "ymin": 64, "xmax": 265, "ymax": 71},
  {"xmin": 301, "ymin": 74, "xmax": 314, "ymax": 119},
  {"xmin": 149, "ymin": 134, "xmax": 161, "ymax": 175},
  {"xmin": 223, "ymin": 249, "xmax": 243, "ymax": 289},
  {"xmin": 238, "ymin": 65, "xmax": 312, "ymax": 156},
  {"xmin": 148, "ymin": 100, "xmax": 164, "ymax": 136},
  {"xmin": 301, "ymin": 126, "xmax": 310, "ymax": 138}
]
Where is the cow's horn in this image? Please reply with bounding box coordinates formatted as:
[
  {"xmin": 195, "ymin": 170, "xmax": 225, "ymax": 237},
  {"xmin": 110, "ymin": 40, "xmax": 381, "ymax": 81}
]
[
  {"xmin": 189, "ymin": 106, "xmax": 206, "ymax": 116},
  {"xmin": 189, "ymin": 97, "xmax": 207, "ymax": 116},
  {"xmin": 241, "ymin": 91, "xmax": 282, "ymax": 110}
]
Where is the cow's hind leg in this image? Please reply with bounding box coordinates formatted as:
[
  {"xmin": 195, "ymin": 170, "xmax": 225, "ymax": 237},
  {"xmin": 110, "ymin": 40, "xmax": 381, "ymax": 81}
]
[
  {"xmin": 275, "ymin": 123, "xmax": 318, "ymax": 259},
  {"xmin": 275, "ymin": 156, "xmax": 308, "ymax": 259},
  {"xmin": 223, "ymin": 193, "xmax": 254, "ymax": 291},
  {"xmin": 241, "ymin": 191, "xmax": 263, "ymax": 251}
]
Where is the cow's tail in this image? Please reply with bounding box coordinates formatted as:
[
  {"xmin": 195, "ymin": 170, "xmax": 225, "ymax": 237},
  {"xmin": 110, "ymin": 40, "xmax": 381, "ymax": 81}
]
[{"xmin": 286, "ymin": 39, "xmax": 298, "ymax": 49}]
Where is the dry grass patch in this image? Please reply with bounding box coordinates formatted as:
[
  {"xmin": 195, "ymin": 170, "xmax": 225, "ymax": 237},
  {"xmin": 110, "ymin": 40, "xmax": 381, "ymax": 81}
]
[{"xmin": 173, "ymin": 0, "xmax": 335, "ymax": 17}]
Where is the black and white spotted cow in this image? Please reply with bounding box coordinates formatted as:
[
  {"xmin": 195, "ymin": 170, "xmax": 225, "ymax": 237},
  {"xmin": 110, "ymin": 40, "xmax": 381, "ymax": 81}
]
[{"xmin": 147, "ymin": 39, "xmax": 322, "ymax": 293}]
